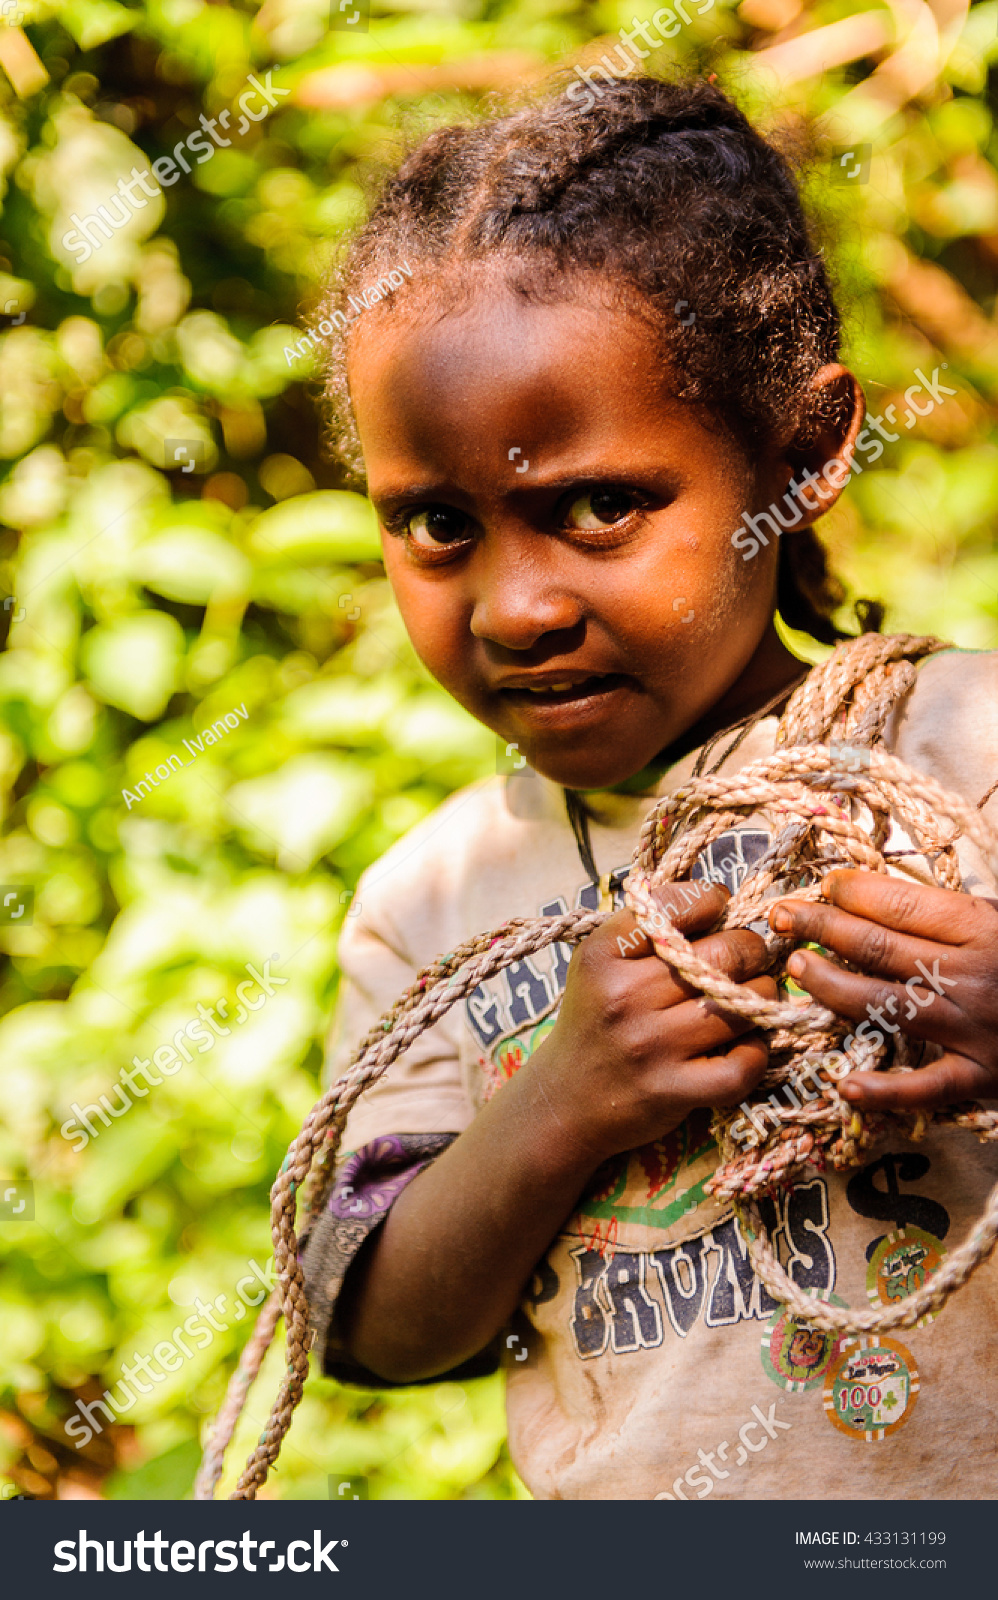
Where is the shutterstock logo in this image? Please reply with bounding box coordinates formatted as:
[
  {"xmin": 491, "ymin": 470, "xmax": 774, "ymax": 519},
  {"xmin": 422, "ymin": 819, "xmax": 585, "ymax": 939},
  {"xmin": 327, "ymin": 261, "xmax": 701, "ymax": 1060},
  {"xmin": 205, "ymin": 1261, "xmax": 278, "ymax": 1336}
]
[{"xmin": 52, "ymin": 1530, "xmax": 347, "ymax": 1573}]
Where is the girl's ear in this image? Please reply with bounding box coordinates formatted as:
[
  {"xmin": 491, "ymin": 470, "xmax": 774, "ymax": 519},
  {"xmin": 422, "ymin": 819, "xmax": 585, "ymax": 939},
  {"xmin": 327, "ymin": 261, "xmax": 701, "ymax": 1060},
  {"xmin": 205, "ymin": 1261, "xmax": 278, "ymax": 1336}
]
[{"xmin": 781, "ymin": 365, "xmax": 866, "ymax": 523}]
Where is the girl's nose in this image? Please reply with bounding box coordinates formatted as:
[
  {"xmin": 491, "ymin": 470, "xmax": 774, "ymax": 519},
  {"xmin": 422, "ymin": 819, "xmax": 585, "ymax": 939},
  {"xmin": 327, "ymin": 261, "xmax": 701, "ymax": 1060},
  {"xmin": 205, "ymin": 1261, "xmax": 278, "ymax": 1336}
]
[{"xmin": 468, "ymin": 537, "xmax": 583, "ymax": 650}]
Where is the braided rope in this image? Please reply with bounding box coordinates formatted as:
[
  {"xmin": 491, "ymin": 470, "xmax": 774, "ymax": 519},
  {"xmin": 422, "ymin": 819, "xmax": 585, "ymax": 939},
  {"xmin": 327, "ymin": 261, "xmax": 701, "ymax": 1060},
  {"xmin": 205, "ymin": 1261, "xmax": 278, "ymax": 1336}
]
[
  {"xmin": 736, "ymin": 1185, "xmax": 998, "ymax": 1333},
  {"xmin": 197, "ymin": 631, "xmax": 998, "ymax": 1499}
]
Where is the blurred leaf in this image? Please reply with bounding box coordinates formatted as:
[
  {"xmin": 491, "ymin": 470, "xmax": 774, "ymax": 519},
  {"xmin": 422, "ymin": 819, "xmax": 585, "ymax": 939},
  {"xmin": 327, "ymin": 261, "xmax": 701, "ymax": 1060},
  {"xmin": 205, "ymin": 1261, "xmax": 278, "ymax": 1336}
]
[
  {"xmin": 248, "ymin": 492, "xmax": 382, "ymax": 563},
  {"xmin": 104, "ymin": 1438, "xmax": 201, "ymax": 1500},
  {"xmin": 80, "ymin": 611, "xmax": 186, "ymax": 720},
  {"xmin": 226, "ymin": 753, "xmax": 374, "ymax": 869},
  {"xmin": 58, "ymin": 0, "xmax": 139, "ymax": 49},
  {"xmin": 130, "ymin": 528, "xmax": 251, "ymax": 605}
]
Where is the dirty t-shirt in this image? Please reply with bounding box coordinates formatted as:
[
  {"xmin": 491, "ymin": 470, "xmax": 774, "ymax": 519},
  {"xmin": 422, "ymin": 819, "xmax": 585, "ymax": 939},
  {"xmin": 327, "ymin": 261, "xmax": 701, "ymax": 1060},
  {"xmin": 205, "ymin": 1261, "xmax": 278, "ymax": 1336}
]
[{"xmin": 303, "ymin": 649, "xmax": 998, "ymax": 1500}]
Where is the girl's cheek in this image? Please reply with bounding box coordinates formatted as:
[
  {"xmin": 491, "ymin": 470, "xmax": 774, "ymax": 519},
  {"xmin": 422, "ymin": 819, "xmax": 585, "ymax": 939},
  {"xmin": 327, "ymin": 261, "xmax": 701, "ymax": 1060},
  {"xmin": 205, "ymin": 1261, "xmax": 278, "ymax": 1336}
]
[
  {"xmin": 692, "ymin": 539, "xmax": 778, "ymax": 648},
  {"xmin": 379, "ymin": 548, "xmax": 427, "ymax": 643},
  {"xmin": 388, "ymin": 575, "xmax": 466, "ymax": 677}
]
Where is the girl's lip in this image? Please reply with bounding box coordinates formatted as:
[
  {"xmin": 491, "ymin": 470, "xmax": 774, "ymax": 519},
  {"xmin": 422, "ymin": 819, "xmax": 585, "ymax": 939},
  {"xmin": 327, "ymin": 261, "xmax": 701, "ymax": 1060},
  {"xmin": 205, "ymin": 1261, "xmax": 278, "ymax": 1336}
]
[{"xmin": 499, "ymin": 672, "xmax": 634, "ymax": 721}]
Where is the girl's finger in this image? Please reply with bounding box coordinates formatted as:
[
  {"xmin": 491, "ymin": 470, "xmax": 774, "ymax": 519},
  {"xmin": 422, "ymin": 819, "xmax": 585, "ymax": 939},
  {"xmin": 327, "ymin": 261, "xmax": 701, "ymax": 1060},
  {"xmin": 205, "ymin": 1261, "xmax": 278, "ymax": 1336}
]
[
  {"xmin": 819, "ymin": 870, "xmax": 990, "ymax": 946},
  {"xmin": 616, "ymin": 916, "xmax": 654, "ymax": 960},
  {"xmin": 615, "ymin": 930, "xmax": 770, "ymax": 1016},
  {"xmin": 631, "ymin": 931, "xmax": 772, "ymax": 1014},
  {"xmin": 661, "ymin": 928, "xmax": 770, "ymax": 993},
  {"xmin": 839, "ymin": 1053, "xmax": 994, "ymax": 1111},
  {"xmin": 780, "ymin": 949, "xmax": 963, "ymax": 1043},
  {"xmin": 769, "ymin": 899, "xmax": 954, "ymax": 983},
  {"xmin": 651, "ymin": 880, "xmax": 730, "ymax": 935},
  {"xmin": 685, "ymin": 1035, "xmax": 771, "ymax": 1108},
  {"xmin": 662, "ymin": 975, "xmax": 779, "ymax": 1055},
  {"xmin": 614, "ymin": 883, "xmax": 729, "ymax": 962}
]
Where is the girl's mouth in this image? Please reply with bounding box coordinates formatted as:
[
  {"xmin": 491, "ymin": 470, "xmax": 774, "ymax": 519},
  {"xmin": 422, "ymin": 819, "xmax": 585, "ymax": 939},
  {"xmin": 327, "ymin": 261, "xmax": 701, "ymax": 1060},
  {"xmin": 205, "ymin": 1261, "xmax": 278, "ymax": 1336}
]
[{"xmin": 499, "ymin": 672, "xmax": 632, "ymax": 713}]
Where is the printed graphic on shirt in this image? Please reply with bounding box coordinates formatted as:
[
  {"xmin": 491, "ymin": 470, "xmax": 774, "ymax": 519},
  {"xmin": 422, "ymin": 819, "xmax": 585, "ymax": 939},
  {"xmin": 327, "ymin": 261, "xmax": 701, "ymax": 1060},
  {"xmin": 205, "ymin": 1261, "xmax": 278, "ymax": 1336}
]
[
  {"xmin": 525, "ymin": 1255, "xmax": 560, "ymax": 1313},
  {"xmin": 573, "ymin": 1107, "xmax": 718, "ymax": 1236},
  {"xmin": 463, "ymin": 866, "xmax": 630, "ymax": 1053},
  {"xmin": 689, "ymin": 829, "xmax": 770, "ymax": 892},
  {"xmin": 495, "ymin": 1015, "xmax": 557, "ymax": 1082},
  {"xmin": 846, "ymin": 1151, "xmax": 950, "ymax": 1334},
  {"xmin": 761, "ymin": 1295, "xmax": 847, "ymax": 1393},
  {"xmin": 465, "ymin": 949, "xmax": 563, "ymax": 1053},
  {"xmin": 566, "ymin": 1178, "xmax": 835, "ymax": 1358},
  {"xmin": 845, "ymin": 1151, "xmax": 951, "ymax": 1258},
  {"xmin": 823, "ymin": 1335, "xmax": 920, "ymax": 1441},
  {"xmin": 866, "ymin": 1226, "xmax": 946, "ymax": 1327},
  {"xmin": 481, "ymin": 1013, "xmax": 558, "ymax": 1101}
]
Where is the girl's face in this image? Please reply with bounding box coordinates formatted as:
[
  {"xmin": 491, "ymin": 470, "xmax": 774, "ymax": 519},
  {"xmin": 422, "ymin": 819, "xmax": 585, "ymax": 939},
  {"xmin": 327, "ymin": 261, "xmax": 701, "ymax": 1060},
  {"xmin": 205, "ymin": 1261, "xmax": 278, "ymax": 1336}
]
[{"xmin": 349, "ymin": 281, "xmax": 800, "ymax": 789}]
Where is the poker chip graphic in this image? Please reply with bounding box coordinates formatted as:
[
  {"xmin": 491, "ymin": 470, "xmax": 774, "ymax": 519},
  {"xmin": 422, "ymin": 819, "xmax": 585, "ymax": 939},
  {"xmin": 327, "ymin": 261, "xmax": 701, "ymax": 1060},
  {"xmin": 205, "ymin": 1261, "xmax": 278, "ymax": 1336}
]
[
  {"xmin": 823, "ymin": 1335, "xmax": 919, "ymax": 1441},
  {"xmin": 761, "ymin": 1295, "xmax": 847, "ymax": 1393},
  {"xmin": 866, "ymin": 1226, "xmax": 946, "ymax": 1327}
]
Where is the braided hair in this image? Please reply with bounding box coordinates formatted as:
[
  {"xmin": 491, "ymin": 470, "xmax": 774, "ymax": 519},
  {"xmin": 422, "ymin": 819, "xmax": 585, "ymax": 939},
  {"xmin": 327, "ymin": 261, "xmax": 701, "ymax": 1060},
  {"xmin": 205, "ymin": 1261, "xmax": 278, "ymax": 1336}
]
[{"xmin": 320, "ymin": 74, "xmax": 879, "ymax": 645}]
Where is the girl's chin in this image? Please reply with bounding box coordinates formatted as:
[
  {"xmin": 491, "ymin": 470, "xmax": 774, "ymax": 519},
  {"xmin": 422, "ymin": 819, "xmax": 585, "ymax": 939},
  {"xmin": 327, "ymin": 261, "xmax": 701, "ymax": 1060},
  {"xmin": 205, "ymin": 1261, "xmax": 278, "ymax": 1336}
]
[
  {"xmin": 490, "ymin": 687, "xmax": 669, "ymax": 790},
  {"xmin": 520, "ymin": 744, "xmax": 664, "ymax": 792}
]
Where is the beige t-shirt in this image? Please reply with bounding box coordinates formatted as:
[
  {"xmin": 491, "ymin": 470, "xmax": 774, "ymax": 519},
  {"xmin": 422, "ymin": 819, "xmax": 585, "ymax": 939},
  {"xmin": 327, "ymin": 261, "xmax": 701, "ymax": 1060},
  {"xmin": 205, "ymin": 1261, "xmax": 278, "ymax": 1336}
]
[{"xmin": 321, "ymin": 648, "xmax": 998, "ymax": 1500}]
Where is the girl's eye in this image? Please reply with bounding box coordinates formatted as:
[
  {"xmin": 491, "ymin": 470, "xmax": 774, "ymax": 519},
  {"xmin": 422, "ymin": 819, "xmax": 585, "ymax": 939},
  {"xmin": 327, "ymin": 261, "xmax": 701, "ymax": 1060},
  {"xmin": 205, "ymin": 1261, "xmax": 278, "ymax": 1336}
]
[
  {"xmin": 564, "ymin": 489, "xmax": 640, "ymax": 531},
  {"xmin": 406, "ymin": 508, "xmax": 473, "ymax": 549}
]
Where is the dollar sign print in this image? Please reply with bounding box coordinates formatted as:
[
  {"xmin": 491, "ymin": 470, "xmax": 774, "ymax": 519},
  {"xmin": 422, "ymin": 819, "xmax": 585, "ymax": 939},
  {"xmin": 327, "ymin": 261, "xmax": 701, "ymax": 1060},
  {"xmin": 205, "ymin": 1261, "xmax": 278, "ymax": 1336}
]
[{"xmin": 846, "ymin": 1153, "xmax": 950, "ymax": 1262}]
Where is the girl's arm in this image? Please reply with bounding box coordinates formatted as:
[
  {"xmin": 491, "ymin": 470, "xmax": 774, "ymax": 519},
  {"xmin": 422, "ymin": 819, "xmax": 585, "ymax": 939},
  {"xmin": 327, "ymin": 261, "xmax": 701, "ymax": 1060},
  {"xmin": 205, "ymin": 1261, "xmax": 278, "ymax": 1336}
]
[{"xmin": 337, "ymin": 884, "xmax": 774, "ymax": 1381}]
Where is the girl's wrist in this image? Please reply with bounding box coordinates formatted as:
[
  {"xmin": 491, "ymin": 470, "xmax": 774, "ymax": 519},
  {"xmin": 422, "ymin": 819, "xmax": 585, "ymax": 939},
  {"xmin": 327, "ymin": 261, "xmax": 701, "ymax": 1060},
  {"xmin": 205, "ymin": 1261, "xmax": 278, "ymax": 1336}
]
[
  {"xmin": 519, "ymin": 1051, "xmax": 695, "ymax": 1170},
  {"xmin": 508, "ymin": 1051, "xmax": 611, "ymax": 1186}
]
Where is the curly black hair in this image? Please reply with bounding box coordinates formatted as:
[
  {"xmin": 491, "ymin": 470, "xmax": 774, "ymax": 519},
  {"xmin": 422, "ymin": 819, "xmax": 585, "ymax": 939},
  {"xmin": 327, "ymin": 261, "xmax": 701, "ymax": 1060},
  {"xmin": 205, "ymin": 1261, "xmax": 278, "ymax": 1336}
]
[{"xmin": 318, "ymin": 72, "xmax": 878, "ymax": 644}]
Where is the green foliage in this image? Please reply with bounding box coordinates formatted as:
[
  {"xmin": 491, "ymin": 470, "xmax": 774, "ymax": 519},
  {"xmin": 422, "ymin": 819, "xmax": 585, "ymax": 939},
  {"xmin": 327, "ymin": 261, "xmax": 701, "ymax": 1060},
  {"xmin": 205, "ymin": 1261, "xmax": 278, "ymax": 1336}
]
[{"xmin": 0, "ymin": 0, "xmax": 995, "ymax": 1500}]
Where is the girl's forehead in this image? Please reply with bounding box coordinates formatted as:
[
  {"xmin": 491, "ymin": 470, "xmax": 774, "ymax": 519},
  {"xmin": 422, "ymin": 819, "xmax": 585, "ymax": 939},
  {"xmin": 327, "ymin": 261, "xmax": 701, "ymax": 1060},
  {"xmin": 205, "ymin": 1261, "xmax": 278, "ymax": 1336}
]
[
  {"xmin": 347, "ymin": 282, "xmax": 733, "ymax": 477},
  {"xmin": 350, "ymin": 291, "xmax": 748, "ymax": 502},
  {"xmin": 357, "ymin": 289, "xmax": 611, "ymax": 394},
  {"xmin": 349, "ymin": 272, "xmax": 625, "ymax": 378}
]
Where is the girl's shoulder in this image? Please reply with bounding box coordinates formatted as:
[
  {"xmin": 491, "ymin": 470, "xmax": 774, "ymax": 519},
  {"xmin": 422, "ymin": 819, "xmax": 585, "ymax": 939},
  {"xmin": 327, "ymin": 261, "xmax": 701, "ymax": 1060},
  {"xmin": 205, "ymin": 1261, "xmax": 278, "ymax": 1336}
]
[
  {"xmin": 351, "ymin": 766, "xmax": 561, "ymax": 912},
  {"xmin": 357, "ymin": 774, "xmax": 505, "ymax": 890},
  {"xmin": 889, "ymin": 647, "xmax": 998, "ymax": 808}
]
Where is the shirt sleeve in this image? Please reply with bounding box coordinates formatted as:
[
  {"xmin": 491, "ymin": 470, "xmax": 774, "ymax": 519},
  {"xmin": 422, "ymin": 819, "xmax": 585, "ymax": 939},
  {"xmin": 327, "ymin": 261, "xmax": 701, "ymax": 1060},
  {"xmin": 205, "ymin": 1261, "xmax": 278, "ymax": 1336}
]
[
  {"xmin": 301, "ymin": 1132, "xmax": 499, "ymax": 1386},
  {"xmin": 323, "ymin": 865, "xmax": 478, "ymax": 1152}
]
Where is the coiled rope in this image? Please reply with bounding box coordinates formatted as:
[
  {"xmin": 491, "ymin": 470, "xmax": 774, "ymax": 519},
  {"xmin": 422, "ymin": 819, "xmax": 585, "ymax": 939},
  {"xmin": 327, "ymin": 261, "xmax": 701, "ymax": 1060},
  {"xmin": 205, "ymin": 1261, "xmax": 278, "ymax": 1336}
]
[{"xmin": 195, "ymin": 632, "xmax": 998, "ymax": 1500}]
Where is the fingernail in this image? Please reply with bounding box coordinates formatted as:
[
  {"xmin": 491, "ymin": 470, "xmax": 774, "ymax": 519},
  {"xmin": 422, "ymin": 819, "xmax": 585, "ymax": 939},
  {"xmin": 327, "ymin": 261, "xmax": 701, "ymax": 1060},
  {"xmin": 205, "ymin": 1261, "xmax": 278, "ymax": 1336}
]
[
  {"xmin": 787, "ymin": 951, "xmax": 806, "ymax": 978},
  {"xmin": 770, "ymin": 906, "xmax": 792, "ymax": 933}
]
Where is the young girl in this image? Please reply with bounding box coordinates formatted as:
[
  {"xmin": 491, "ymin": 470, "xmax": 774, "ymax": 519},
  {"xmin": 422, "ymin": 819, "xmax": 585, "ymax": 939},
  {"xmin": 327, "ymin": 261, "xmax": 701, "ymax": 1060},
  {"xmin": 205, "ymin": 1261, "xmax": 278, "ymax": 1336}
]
[{"xmin": 302, "ymin": 75, "xmax": 998, "ymax": 1500}]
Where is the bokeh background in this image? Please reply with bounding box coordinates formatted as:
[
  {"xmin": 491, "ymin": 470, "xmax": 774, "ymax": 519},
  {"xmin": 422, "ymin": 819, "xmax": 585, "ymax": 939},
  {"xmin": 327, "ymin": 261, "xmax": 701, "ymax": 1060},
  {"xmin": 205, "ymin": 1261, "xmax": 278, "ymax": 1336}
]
[{"xmin": 0, "ymin": 0, "xmax": 996, "ymax": 1501}]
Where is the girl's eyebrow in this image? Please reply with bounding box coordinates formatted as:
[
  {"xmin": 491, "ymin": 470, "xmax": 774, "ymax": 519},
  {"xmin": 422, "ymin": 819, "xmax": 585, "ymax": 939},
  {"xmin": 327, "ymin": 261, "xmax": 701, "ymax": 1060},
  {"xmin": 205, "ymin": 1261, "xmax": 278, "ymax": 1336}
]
[
  {"xmin": 372, "ymin": 483, "xmax": 458, "ymax": 505},
  {"xmin": 516, "ymin": 467, "xmax": 685, "ymax": 493},
  {"xmin": 372, "ymin": 466, "xmax": 684, "ymax": 505},
  {"xmin": 371, "ymin": 485, "xmax": 478, "ymax": 521}
]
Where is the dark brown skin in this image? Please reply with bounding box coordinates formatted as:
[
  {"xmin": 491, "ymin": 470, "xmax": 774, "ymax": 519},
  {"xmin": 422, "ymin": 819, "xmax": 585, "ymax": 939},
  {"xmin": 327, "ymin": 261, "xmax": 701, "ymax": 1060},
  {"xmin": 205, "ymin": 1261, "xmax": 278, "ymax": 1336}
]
[
  {"xmin": 349, "ymin": 280, "xmax": 856, "ymax": 791},
  {"xmin": 773, "ymin": 872, "xmax": 998, "ymax": 1110},
  {"xmin": 336, "ymin": 275, "xmax": 991, "ymax": 1382}
]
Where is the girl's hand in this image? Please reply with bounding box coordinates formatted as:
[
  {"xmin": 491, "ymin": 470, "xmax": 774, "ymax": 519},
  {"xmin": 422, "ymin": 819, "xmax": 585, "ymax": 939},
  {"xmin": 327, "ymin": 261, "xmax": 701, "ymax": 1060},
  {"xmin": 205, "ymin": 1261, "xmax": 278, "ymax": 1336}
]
[
  {"xmin": 530, "ymin": 882, "xmax": 775, "ymax": 1164},
  {"xmin": 769, "ymin": 870, "xmax": 998, "ymax": 1110}
]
